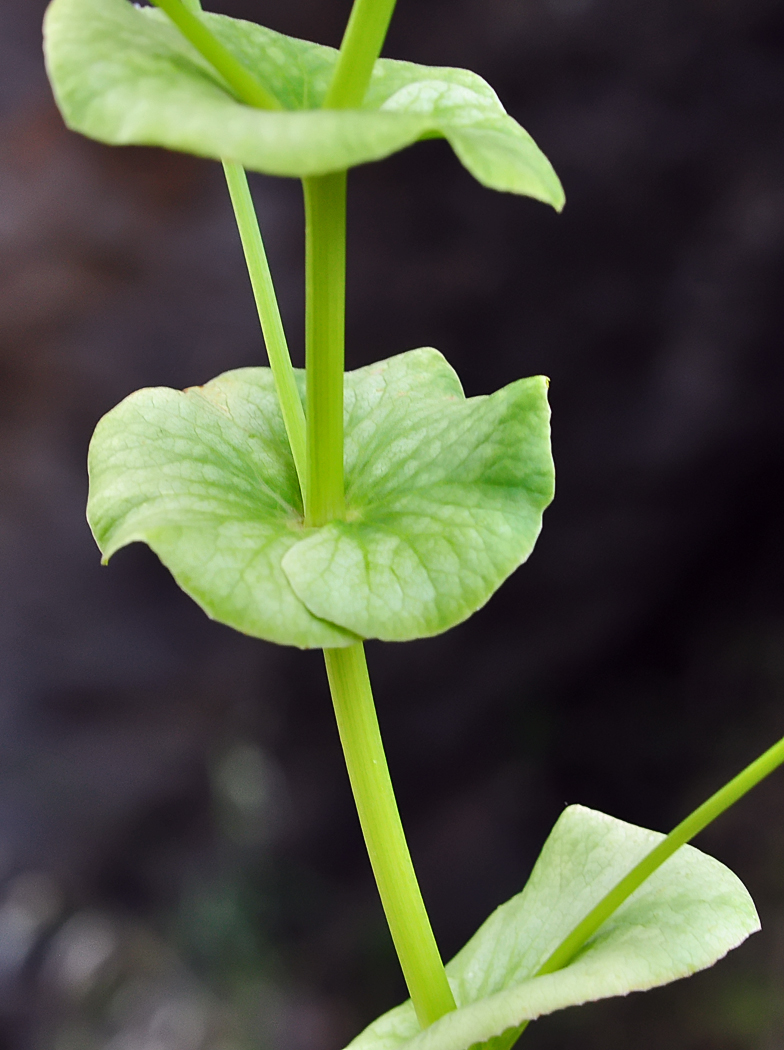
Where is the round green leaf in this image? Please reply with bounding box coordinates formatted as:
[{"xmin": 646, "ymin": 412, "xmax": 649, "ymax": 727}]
[
  {"xmin": 282, "ymin": 349, "xmax": 554, "ymax": 642},
  {"xmin": 43, "ymin": 0, "xmax": 564, "ymax": 205},
  {"xmin": 348, "ymin": 805, "xmax": 760, "ymax": 1050},
  {"xmin": 87, "ymin": 349, "xmax": 553, "ymax": 647}
]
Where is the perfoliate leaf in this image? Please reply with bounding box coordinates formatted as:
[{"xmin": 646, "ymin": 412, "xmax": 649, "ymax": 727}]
[
  {"xmin": 347, "ymin": 806, "xmax": 760, "ymax": 1050},
  {"xmin": 43, "ymin": 0, "xmax": 564, "ymax": 206},
  {"xmin": 86, "ymin": 349, "xmax": 553, "ymax": 647}
]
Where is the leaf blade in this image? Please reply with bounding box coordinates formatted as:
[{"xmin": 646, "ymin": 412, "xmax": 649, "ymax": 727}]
[{"xmin": 87, "ymin": 350, "xmax": 552, "ymax": 646}]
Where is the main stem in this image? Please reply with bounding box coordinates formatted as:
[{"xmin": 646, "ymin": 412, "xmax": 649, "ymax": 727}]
[
  {"xmin": 303, "ymin": 172, "xmax": 347, "ymax": 526},
  {"xmin": 302, "ymin": 167, "xmax": 455, "ymax": 1023},
  {"xmin": 298, "ymin": 0, "xmax": 454, "ymax": 1024},
  {"xmin": 325, "ymin": 644, "xmax": 457, "ymax": 1027}
]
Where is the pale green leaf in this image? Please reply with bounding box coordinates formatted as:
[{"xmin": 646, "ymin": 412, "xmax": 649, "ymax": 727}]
[
  {"xmin": 347, "ymin": 806, "xmax": 760, "ymax": 1050},
  {"xmin": 282, "ymin": 349, "xmax": 554, "ymax": 642},
  {"xmin": 87, "ymin": 349, "xmax": 552, "ymax": 647},
  {"xmin": 43, "ymin": 0, "xmax": 564, "ymax": 205}
]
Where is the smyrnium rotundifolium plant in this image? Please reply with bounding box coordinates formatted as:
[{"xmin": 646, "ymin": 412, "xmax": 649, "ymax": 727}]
[{"xmin": 42, "ymin": 0, "xmax": 784, "ymax": 1046}]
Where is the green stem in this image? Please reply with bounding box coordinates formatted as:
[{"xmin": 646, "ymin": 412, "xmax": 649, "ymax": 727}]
[
  {"xmin": 324, "ymin": 0, "xmax": 399, "ymax": 108},
  {"xmin": 222, "ymin": 161, "xmax": 307, "ymax": 494},
  {"xmin": 307, "ymin": 0, "xmax": 454, "ymax": 1012},
  {"xmin": 309, "ymin": 0, "xmax": 458, "ymax": 1024},
  {"xmin": 324, "ymin": 644, "xmax": 457, "ymax": 1028},
  {"xmin": 149, "ymin": 0, "xmax": 282, "ymax": 110},
  {"xmin": 303, "ymin": 172, "xmax": 347, "ymax": 526}
]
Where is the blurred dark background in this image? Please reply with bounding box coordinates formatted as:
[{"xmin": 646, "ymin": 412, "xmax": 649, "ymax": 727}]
[{"xmin": 2, "ymin": 0, "xmax": 784, "ymax": 1047}]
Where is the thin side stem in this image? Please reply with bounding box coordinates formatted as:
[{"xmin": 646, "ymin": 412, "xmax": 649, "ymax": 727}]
[
  {"xmin": 303, "ymin": 172, "xmax": 347, "ymax": 526},
  {"xmin": 222, "ymin": 161, "xmax": 307, "ymax": 493},
  {"xmin": 324, "ymin": 644, "xmax": 457, "ymax": 1028},
  {"xmin": 323, "ymin": 0, "xmax": 399, "ymax": 108},
  {"xmin": 151, "ymin": 6, "xmax": 301, "ymax": 478},
  {"xmin": 150, "ymin": 0, "xmax": 282, "ymax": 110}
]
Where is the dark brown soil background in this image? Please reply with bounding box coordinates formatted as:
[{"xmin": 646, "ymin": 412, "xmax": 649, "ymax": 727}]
[{"xmin": 1, "ymin": 0, "xmax": 784, "ymax": 1047}]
